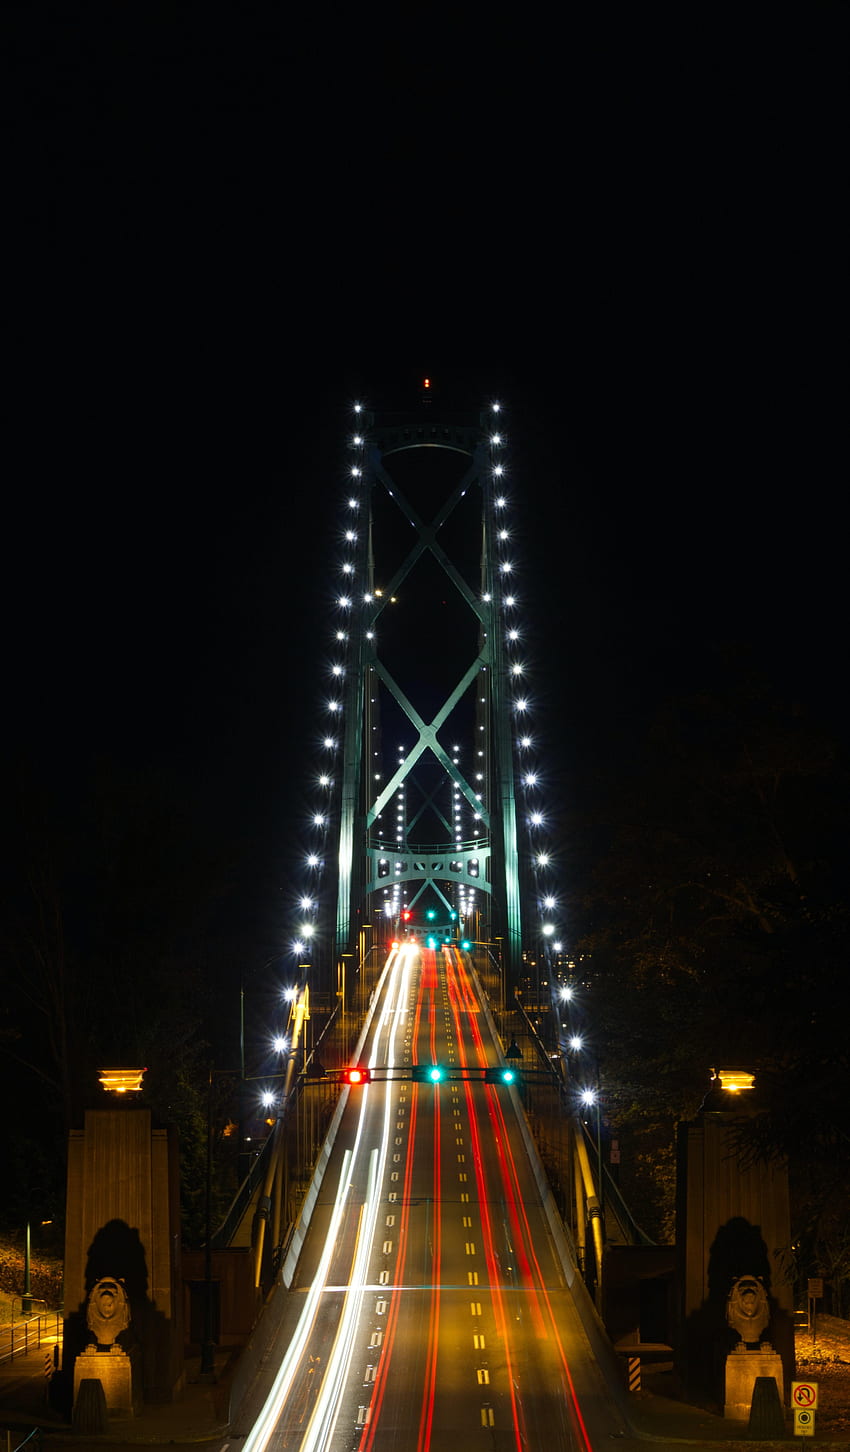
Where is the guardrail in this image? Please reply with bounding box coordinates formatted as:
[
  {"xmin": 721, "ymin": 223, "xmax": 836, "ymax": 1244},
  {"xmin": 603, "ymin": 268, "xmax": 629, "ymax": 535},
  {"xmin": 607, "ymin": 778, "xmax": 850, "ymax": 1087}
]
[
  {"xmin": 5, "ymin": 1427, "xmax": 43, "ymax": 1451},
  {"xmin": 0, "ymin": 1310, "xmax": 62, "ymax": 1366}
]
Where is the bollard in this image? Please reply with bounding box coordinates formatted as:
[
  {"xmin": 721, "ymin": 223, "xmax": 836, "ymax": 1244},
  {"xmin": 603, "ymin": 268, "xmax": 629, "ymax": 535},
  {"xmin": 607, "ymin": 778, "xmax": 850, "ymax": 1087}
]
[
  {"xmin": 73, "ymin": 1377, "xmax": 108, "ymax": 1435},
  {"xmin": 748, "ymin": 1374, "xmax": 785, "ymax": 1438}
]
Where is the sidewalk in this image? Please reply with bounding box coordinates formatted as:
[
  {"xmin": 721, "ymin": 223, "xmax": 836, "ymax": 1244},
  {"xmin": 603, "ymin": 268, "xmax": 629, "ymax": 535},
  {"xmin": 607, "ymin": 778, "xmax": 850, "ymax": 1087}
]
[{"xmin": 0, "ymin": 1340, "xmax": 231, "ymax": 1447}]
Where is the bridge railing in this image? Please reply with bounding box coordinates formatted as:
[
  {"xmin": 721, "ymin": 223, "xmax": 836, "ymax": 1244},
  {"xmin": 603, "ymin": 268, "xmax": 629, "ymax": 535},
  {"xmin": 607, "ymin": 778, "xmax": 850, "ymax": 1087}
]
[{"xmin": 505, "ymin": 991, "xmax": 654, "ymax": 1251}]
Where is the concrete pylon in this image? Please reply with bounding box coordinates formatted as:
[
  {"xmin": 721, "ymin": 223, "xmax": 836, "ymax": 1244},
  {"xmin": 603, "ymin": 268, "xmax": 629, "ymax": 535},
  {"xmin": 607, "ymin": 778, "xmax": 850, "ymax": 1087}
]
[{"xmin": 63, "ymin": 1107, "xmax": 184, "ymax": 1408}]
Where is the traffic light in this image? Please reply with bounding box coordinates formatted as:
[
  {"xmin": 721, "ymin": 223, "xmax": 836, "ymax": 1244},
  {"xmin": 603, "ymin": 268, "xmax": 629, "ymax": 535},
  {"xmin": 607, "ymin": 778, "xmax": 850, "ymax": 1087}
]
[
  {"xmin": 425, "ymin": 909, "xmax": 437, "ymax": 921},
  {"xmin": 484, "ymin": 1066, "xmax": 518, "ymax": 1086},
  {"xmin": 460, "ymin": 939, "xmax": 472, "ymax": 950},
  {"xmin": 342, "ymin": 1065, "xmax": 371, "ymax": 1085},
  {"xmin": 401, "ymin": 910, "xmax": 412, "ymax": 921},
  {"xmin": 412, "ymin": 1064, "xmax": 446, "ymax": 1084}
]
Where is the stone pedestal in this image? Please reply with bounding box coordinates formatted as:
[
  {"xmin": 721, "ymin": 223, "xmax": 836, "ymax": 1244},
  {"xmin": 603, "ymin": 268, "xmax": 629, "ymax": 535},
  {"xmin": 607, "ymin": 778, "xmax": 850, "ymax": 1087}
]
[
  {"xmin": 724, "ymin": 1345, "xmax": 784, "ymax": 1420},
  {"xmin": 73, "ymin": 1347, "xmax": 140, "ymax": 1417}
]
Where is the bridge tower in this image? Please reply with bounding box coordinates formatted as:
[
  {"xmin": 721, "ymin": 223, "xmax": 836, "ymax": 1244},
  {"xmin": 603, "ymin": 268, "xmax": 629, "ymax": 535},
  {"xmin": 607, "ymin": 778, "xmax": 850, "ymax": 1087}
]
[{"xmin": 326, "ymin": 385, "xmax": 525, "ymax": 988}]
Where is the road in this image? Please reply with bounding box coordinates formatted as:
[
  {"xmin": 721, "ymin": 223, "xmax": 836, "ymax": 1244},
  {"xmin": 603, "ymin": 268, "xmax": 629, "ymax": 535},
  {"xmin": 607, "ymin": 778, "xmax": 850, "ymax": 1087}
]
[{"xmin": 232, "ymin": 942, "xmax": 625, "ymax": 1450}]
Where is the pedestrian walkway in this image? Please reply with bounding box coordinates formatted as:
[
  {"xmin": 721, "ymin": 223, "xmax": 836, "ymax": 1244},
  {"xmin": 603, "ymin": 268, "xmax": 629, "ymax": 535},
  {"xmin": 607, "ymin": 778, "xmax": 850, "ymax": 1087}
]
[{"xmin": 0, "ymin": 1337, "xmax": 230, "ymax": 1447}]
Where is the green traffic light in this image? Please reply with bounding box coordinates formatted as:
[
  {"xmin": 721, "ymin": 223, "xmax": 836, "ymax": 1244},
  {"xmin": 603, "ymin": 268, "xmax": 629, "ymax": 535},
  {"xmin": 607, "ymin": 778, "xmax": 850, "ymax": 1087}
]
[
  {"xmin": 412, "ymin": 1063, "xmax": 446, "ymax": 1083},
  {"xmin": 484, "ymin": 1066, "xmax": 518, "ymax": 1086}
]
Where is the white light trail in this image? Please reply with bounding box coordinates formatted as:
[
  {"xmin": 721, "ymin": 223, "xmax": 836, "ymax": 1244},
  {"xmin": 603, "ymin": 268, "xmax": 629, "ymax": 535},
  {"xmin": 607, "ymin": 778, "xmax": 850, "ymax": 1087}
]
[{"xmin": 240, "ymin": 947, "xmax": 411, "ymax": 1452}]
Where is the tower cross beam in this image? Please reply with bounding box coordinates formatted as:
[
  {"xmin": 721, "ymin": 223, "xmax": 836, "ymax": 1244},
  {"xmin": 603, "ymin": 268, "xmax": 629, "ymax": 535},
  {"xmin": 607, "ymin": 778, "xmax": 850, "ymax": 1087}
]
[
  {"xmin": 369, "ymin": 454, "xmax": 485, "ymax": 623},
  {"xmin": 366, "ymin": 654, "xmax": 491, "ymax": 829}
]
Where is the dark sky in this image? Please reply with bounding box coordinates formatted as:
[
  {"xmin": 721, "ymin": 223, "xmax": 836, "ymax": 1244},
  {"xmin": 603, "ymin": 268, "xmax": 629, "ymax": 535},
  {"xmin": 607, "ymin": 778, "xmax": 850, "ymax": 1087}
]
[{"xmin": 5, "ymin": 6, "xmax": 846, "ymax": 1009}]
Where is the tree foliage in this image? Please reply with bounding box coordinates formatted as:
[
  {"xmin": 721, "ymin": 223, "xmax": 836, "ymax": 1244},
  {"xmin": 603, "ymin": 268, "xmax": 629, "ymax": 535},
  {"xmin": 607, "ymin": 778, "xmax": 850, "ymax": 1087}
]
[{"xmin": 568, "ymin": 672, "xmax": 850, "ymax": 1247}]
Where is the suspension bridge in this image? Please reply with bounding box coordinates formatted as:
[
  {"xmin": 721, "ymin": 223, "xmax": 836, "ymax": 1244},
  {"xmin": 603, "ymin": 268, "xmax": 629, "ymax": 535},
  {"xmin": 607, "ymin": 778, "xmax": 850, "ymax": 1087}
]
[{"xmin": 216, "ymin": 387, "xmax": 650, "ymax": 1451}]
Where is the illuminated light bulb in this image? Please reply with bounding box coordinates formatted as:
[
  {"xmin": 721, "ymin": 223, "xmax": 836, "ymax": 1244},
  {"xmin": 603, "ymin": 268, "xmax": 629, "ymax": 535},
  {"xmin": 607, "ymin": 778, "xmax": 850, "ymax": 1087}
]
[
  {"xmin": 524, "ymin": 772, "xmax": 538, "ymax": 785},
  {"xmin": 364, "ymin": 592, "xmax": 373, "ymax": 602},
  {"xmin": 345, "ymin": 530, "xmax": 357, "ymax": 542},
  {"xmin": 301, "ymin": 923, "xmax": 315, "ymax": 938},
  {"xmin": 491, "ymin": 401, "xmax": 501, "ymax": 412},
  {"xmin": 273, "ymin": 1036, "xmax": 288, "ymax": 1054},
  {"xmin": 500, "ymin": 562, "xmax": 513, "ymax": 574},
  {"xmin": 300, "ymin": 896, "xmax": 313, "ymax": 910},
  {"xmin": 341, "ymin": 563, "xmax": 354, "ymax": 575},
  {"xmin": 543, "ymin": 895, "xmax": 556, "ymax": 909},
  {"xmin": 323, "ymin": 737, "xmax": 335, "ymax": 749},
  {"xmin": 332, "ymin": 665, "xmax": 343, "ymax": 676},
  {"xmin": 542, "ymin": 923, "xmax": 555, "ymax": 937},
  {"xmin": 335, "ymin": 631, "xmax": 346, "ymax": 641},
  {"xmin": 499, "ymin": 529, "xmax": 510, "ymax": 541},
  {"xmin": 366, "ymin": 630, "xmax": 375, "ymax": 639},
  {"xmin": 508, "ymin": 629, "xmax": 519, "ymax": 641},
  {"xmin": 293, "ymin": 939, "xmax": 305, "ymax": 954},
  {"xmin": 328, "ymin": 701, "xmax": 340, "ymax": 712},
  {"xmin": 511, "ymin": 664, "xmax": 523, "ymax": 676},
  {"xmin": 493, "ymin": 465, "xmax": 504, "ymax": 477},
  {"xmin": 495, "ymin": 496, "xmax": 507, "ymax": 508},
  {"xmin": 504, "ymin": 595, "xmax": 516, "ymax": 607},
  {"xmin": 351, "ymin": 467, "xmax": 361, "ymax": 477},
  {"xmin": 319, "ymin": 775, "xmax": 331, "ymax": 787},
  {"xmin": 530, "ymin": 811, "xmax": 543, "ymax": 825},
  {"xmin": 554, "ymin": 941, "xmax": 563, "ymax": 952},
  {"xmin": 515, "ymin": 698, "xmax": 529, "ymax": 712},
  {"xmin": 348, "ymin": 497, "xmax": 358, "ymax": 508},
  {"xmin": 520, "ymin": 736, "xmax": 532, "ymax": 748},
  {"xmin": 490, "ymin": 433, "xmax": 502, "ymax": 445},
  {"xmin": 353, "ymin": 403, "xmax": 363, "ymax": 413},
  {"xmin": 307, "ymin": 854, "xmax": 320, "ymax": 866},
  {"xmin": 313, "ymin": 814, "xmax": 326, "ymax": 826},
  {"xmin": 352, "ymin": 435, "xmax": 363, "ymax": 445},
  {"xmin": 537, "ymin": 852, "xmax": 550, "ymax": 866},
  {"xmin": 338, "ymin": 596, "xmax": 351, "ymax": 608}
]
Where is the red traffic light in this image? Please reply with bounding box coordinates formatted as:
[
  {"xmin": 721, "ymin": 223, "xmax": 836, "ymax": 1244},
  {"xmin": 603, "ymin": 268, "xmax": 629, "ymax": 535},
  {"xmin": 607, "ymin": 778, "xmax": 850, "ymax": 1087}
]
[
  {"xmin": 401, "ymin": 910, "xmax": 412, "ymax": 921},
  {"xmin": 342, "ymin": 1065, "xmax": 371, "ymax": 1085}
]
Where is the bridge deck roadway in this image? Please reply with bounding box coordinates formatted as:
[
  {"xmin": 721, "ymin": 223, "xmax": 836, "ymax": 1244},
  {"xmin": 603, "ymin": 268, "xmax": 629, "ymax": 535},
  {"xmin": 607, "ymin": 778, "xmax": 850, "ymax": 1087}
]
[{"xmin": 231, "ymin": 942, "xmax": 627, "ymax": 1451}]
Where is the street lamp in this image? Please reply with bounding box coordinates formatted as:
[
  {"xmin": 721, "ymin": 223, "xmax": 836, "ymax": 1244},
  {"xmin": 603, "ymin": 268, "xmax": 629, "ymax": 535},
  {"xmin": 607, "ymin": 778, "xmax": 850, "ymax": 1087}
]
[{"xmin": 580, "ymin": 1082, "xmax": 604, "ymax": 1219}]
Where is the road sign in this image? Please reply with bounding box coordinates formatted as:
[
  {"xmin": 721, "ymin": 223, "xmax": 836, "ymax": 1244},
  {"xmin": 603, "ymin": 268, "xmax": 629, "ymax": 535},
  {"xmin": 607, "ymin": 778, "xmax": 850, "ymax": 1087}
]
[
  {"xmin": 794, "ymin": 1407, "xmax": 815, "ymax": 1436},
  {"xmin": 807, "ymin": 1277, "xmax": 823, "ymax": 1298},
  {"xmin": 792, "ymin": 1380, "xmax": 818, "ymax": 1409}
]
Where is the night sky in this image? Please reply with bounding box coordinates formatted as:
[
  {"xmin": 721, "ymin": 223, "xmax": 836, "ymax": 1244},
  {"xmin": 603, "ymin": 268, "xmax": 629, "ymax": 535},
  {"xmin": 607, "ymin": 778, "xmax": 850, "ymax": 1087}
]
[{"xmin": 4, "ymin": 7, "xmax": 846, "ymax": 1068}]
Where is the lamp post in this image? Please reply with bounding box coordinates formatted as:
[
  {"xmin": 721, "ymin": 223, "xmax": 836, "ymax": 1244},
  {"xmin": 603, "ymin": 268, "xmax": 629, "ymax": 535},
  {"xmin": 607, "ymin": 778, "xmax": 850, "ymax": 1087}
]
[
  {"xmin": 21, "ymin": 1221, "xmax": 32, "ymax": 1315},
  {"xmin": 580, "ymin": 1076, "xmax": 604, "ymax": 1221}
]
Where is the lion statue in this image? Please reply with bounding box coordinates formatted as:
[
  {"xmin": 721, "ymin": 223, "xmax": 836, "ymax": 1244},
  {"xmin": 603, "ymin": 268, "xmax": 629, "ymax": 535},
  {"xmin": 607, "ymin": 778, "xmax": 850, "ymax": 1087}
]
[
  {"xmin": 726, "ymin": 1274, "xmax": 770, "ymax": 1345},
  {"xmin": 86, "ymin": 1277, "xmax": 131, "ymax": 1347}
]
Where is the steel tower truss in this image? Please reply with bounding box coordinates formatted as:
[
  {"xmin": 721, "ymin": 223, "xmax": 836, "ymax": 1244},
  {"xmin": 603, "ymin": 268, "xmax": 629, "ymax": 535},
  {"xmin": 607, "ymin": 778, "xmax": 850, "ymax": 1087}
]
[{"xmin": 335, "ymin": 406, "xmax": 522, "ymax": 983}]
